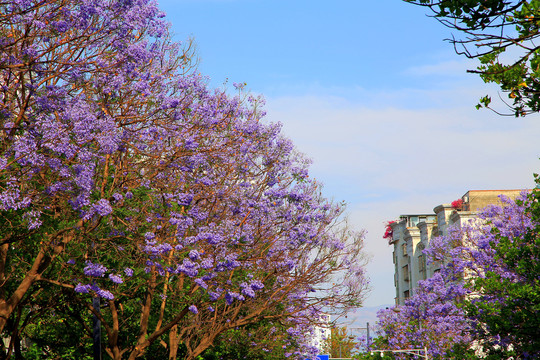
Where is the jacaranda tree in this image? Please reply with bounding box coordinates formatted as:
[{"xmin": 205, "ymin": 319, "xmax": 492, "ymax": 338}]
[
  {"xmin": 464, "ymin": 186, "xmax": 540, "ymax": 359},
  {"xmin": 1, "ymin": 0, "xmax": 173, "ymax": 334},
  {"xmin": 375, "ymin": 193, "xmax": 534, "ymax": 359},
  {"xmin": 0, "ymin": 0, "xmax": 370, "ymax": 359}
]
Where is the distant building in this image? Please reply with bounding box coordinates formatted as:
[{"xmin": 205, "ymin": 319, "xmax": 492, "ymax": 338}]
[
  {"xmin": 310, "ymin": 313, "xmax": 331, "ymax": 353},
  {"xmin": 389, "ymin": 190, "xmax": 524, "ymax": 305}
]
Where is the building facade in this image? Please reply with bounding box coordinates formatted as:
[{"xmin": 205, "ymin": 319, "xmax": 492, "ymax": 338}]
[
  {"xmin": 389, "ymin": 190, "xmax": 524, "ymax": 305},
  {"xmin": 310, "ymin": 313, "xmax": 331, "ymax": 354}
]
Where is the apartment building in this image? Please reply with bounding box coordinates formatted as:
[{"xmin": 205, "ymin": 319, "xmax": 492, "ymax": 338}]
[{"xmin": 389, "ymin": 190, "xmax": 524, "ymax": 305}]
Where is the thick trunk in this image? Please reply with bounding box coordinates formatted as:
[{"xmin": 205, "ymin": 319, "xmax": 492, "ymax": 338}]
[
  {"xmin": 0, "ymin": 251, "xmax": 48, "ymax": 333},
  {"xmin": 0, "ymin": 243, "xmax": 9, "ymax": 300},
  {"xmin": 168, "ymin": 325, "xmax": 179, "ymax": 360},
  {"xmin": 0, "ymin": 227, "xmax": 77, "ymax": 333},
  {"xmin": 187, "ymin": 334, "xmax": 220, "ymax": 360},
  {"xmin": 127, "ymin": 307, "xmax": 189, "ymax": 360},
  {"xmin": 105, "ymin": 300, "xmax": 128, "ymax": 360}
]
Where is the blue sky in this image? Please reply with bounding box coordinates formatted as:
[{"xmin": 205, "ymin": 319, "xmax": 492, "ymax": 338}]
[
  {"xmin": 156, "ymin": 0, "xmax": 540, "ymax": 309},
  {"xmin": 158, "ymin": 0, "xmax": 462, "ymax": 95}
]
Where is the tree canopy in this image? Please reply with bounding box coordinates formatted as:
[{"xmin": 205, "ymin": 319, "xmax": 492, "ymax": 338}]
[
  {"xmin": 465, "ymin": 182, "xmax": 540, "ymax": 358},
  {"xmin": 404, "ymin": 0, "xmax": 540, "ymax": 116},
  {"xmin": 0, "ymin": 0, "xmax": 370, "ymax": 359}
]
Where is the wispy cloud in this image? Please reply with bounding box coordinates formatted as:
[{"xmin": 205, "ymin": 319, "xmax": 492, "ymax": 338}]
[
  {"xmin": 264, "ymin": 82, "xmax": 540, "ymax": 306},
  {"xmin": 403, "ymin": 59, "xmax": 472, "ymax": 77}
]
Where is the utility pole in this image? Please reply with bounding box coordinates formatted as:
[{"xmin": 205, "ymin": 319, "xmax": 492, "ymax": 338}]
[
  {"xmin": 366, "ymin": 322, "xmax": 370, "ymax": 351},
  {"xmin": 350, "ymin": 323, "xmax": 371, "ymax": 352}
]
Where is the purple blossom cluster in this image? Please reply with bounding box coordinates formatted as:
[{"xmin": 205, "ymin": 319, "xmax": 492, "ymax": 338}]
[
  {"xmin": 83, "ymin": 261, "xmax": 108, "ymax": 278},
  {"xmin": 75, "ymin": 283, "xmax": 114, "ymax": 300},
  {"xmin": 109, "ymin": 274, "xmax": 124, "ymax": 284}
]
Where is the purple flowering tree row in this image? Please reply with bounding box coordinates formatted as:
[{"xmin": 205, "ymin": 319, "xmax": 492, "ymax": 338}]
[
  {"xmin": 0, "ymin": 1, "xmax": 370, "ymax": 359},
  {"xmin": 372, "ymin": 193, "xmax": 537, "ymax": 359}
]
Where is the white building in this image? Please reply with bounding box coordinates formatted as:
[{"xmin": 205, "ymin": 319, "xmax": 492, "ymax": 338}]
[
  {"xmin": 389, "ymin": 189, "xmax": 524, "ymax": 305},
  {"xmin": 310, "ymin": 313, "xmax": 331, "ymax": 353}
]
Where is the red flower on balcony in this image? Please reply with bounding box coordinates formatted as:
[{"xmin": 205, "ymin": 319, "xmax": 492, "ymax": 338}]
[
  {"xmin": 383, "ymin": 220, "xmax": 396, "ymax": 240},
  {"xmin": 451, "ymin": 199, "xmax": 463, "ymax": 210}
]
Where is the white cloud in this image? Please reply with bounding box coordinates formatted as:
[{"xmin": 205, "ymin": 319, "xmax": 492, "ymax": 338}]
[
  {"xmin": 263, "ymin": 82, "xmax": 540, "ymax": 307},
  {"xmin": 403, "ymin": 59, "xmax": 472, "ymax": 77}
]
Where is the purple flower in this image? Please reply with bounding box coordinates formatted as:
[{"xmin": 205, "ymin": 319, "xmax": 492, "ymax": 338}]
[
  {"xmin": 200, "ymin": 258, "xmax": 213, "ymax": 269},
  {"xmin": 241, "ymin": 287, "xmax": 256, "ymax": 298},
  {"xmin": 52, "ymin": 20, "xmax": 69, "ymax": 32},
  {"xmin": 93, "ymin": 199, "xmax": 112, "ymax": 216},
  {"xmin": 67, "ymin": 259, "xmax": 76, "ymax": 265},
  {"xmin": 188, "ymin": 250, "xmax": 200, "ymax": 260},
  {"xmin": 95, "ymin": 287, "xmax": 114, "ymax": 300},
  {"xmin": 84, "ymin": 261, "xmax": 107, "ymax": 277},
  {"xmin": 188, "ymin": 305, "xmax": 198, "ymax": 314},
  {"xmin": 250, "ymin": 280, "xmax": 264, "ymax": 290},
  {"xmin": 194, "ymin": 278, "xmax": 208, "ymax": 289},
  {"xmin": 109, "ymin": 274, "xmax": 123, "ymax": 284},
  {"xmin": 209, "ymin": 291, "xmax": 220, "ymax": 301},
  {"xmin": 74, "ymin": 283, "xmax": 91, "ymax": 294},
  {"xmin": 23, "ymin": 210, "xmax": 42, "ymax": 230},
  {"xmin": 124, "ymin": 268, "xmax": 134, "ymax": 277}
]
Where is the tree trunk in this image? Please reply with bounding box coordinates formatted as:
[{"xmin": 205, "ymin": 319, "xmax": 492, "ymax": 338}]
[
  {"xmin": 0, "ymin": 251, "xmax": 48, "ymax": 333},
  {"xmin": 168, "ymin": 325, "xmax": 179, "ymax": 360}
]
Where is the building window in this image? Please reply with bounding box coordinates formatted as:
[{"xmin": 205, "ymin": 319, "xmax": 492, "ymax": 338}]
[
  {"xmin": 418, "ymin": 255, "xmax": 427, "ymax": 280},
  {"xmin": 402, "ymin": 243, "xmax": 408, "ymax": 256},
  {"xmin": 402, "ymin": 264, "xmax": 409, "ymax": 282},
  {"xmin": 404, "ymin": 290, "xmax": 410, "ymax": 299}
]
